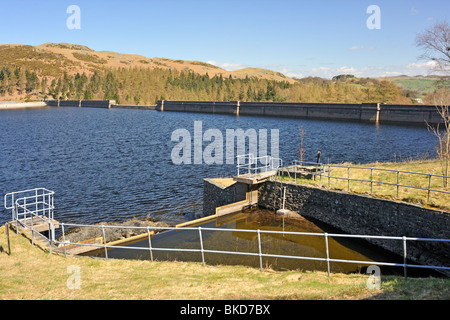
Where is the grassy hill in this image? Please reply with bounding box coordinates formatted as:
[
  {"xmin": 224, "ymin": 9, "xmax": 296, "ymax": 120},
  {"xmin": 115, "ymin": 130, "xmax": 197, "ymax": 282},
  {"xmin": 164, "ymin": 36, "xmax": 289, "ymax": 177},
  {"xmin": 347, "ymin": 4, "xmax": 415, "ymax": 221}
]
[
  {"xmin": 0, "ymin": 42, "xmax": 295, "ymax": 83},
  {"xmin": 0, "ymin": 42, "xmax": 429, "ymax": 105},
  {"xmin": 381, "ymin": 76, "xmax": 449, "ymax": 96}
]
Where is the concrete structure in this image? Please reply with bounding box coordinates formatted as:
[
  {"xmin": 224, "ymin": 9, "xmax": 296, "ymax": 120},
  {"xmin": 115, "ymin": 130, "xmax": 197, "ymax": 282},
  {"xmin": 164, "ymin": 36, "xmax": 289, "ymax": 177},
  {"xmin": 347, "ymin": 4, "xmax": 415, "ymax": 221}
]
[
  {"xmin": 44, "ymin": 99, "xmax": 157, "ymax": 110},
  {"xmin": 257, "ymin": 180, "xmax": 450, "ymax": 276},
  {"xmin": 45, "ymin": 99, "xmax": 115, "ymax": 108},
  {"xmin": 0, "ymin": 101, "xmax": 47, "ymax": 110},
  {"xmin": 156, "ymin": 100, "xmax": 444, "ymax": 125},
  {"xmin": 203, "ymin": 178, "xmax": 249, "ymax": 216},
  {"xmin": 202, "ymin": 176, "xmax": 449, "ymax": 275}
]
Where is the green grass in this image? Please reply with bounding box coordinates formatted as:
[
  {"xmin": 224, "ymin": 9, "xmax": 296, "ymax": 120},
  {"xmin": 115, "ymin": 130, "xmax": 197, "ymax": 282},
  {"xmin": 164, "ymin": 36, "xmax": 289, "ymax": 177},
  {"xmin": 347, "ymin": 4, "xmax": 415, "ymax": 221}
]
[
  {"xmin": 281, "ymin": 159, "xmax": 449, "ymax": 211},
  {"xmin": 392, "ymin": 77, "xmax": 450, "ymax": 95},
  {"xmin": 0, "ymin": 225, "xmax": 449, "ymax": 300}
]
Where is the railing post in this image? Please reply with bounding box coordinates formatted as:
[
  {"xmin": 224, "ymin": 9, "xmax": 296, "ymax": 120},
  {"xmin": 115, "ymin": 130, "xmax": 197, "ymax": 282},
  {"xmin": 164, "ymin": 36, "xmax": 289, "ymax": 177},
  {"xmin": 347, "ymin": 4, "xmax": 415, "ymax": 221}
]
[
  {"xmin": 319, "ymin": 164, "xmax": 323, "ymax": 187},
  {"xmin": 62, "ymin": 223, "xmax": 67, "ymax": 258},
  {"xmin": 5, "ymin": 222, "xmax": 11, "ymax": 255},
  {"xmin": 35, "ymin": 188, "xmax": 38, "ymax": 218},
  {"xmin": 257, "ymin": 229, "xmax": 263, "ymax": 272},
  {"xmin": 147, "ymin": 227, "xmax": 154, "ymax": 262},
  {"xmin": 102, "ymin": 225, "xmax": 108, "ymax": 260},
  {"xmin": 328, "ymin": 164, "xmax": 331, "ymax": 189},
  {"xmin": 48, "ymin": 221, "xmax": 53, "ymax": 255},
  {"xmin": 370, "ymin": 168, "xmax": 373, "ymax": 195},
  {"xmin": 199, "ymin": 227, "xmax": 205, "ymax": 267},
  {"xmin": 403, "ymin": 236, "xmax": 407, "ymax": 280},
  {"xmin": 427, "ymin": 175, "xmax": 432, "ymax": 203},
  {"xmin": 347, "ymin": 167, "xmax": 350, "ymax": 191},
  {"xmin": 396, "ymin": 171, "xmax": 400, "ymax": 199},
  {"xmin": 14, "ymin": 203, "xmax": 19, "ymax": 234},
  {"xmin": 325, "ymin": 233, "xmax": 330, "ymax": 277},
  {"xmin": 31, "ymin": 213, "xmax": 34, "ymax": 246}
]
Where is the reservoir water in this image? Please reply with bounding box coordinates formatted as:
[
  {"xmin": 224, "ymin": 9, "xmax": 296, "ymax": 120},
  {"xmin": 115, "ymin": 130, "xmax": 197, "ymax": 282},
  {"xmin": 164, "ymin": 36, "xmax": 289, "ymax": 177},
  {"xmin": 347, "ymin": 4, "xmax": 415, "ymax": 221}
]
[
  {"xmin": 0, "ymin": 106, "xmax": 438, "ymax": 226},
  {"xmin": 85, "ymin": 209, "xmax": 439, "ymax": 276}
]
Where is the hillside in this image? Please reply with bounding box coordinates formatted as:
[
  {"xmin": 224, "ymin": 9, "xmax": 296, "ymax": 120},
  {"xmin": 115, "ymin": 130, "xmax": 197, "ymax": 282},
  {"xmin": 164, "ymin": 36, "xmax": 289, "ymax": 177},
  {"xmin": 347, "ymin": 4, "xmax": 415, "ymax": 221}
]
[
  {"xmin": 0, "ymin": 42, "xmax": 295, "ymax": 83},
  {"xmin": 0, "ymin": 42, "xmax": 425, "ymax": 105},
  {"xmin": 386, "ymin": 76, "xmax": 450, "ymax": 95}
]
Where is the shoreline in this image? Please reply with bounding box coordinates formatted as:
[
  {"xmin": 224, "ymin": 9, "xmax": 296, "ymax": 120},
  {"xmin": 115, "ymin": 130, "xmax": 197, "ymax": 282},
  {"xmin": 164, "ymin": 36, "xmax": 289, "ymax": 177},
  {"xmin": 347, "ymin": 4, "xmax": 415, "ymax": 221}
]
[{"xmin": 0, "ymin": 101, "xmax": 47, "ymax": 109}]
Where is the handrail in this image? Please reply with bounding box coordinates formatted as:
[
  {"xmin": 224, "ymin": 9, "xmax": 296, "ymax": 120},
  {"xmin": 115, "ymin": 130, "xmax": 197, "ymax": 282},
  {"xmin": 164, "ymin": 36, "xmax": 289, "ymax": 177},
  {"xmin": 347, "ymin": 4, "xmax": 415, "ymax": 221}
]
[
  {"xmin": 55, "ymin": 222, "xmax": 450, "ymax": 278},
  {"xmin": 237, "ymin": 154, "xmax": 282, "ymax": 179},
  {"xmin": 278, "ymin": 161, "xmax": 450, "ymax": 203},
  {"xmin": 4, "ymin": 187, "xmax": 449, "ymax": 278}
]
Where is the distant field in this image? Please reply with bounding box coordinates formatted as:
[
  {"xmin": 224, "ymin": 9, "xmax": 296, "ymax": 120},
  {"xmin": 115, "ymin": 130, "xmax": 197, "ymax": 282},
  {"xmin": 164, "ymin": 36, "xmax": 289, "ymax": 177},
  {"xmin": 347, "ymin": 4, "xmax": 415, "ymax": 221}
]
[{"xmin": 389, "ymin": 77, "xmax": 450, "ymax": 95}]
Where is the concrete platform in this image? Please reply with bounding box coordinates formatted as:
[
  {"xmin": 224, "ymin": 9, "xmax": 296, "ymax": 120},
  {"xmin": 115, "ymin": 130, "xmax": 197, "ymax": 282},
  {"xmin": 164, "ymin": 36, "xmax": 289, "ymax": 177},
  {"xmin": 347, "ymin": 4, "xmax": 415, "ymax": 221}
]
[
  {"xmin": 12, "ymin": 216, "xmax": 60, "ymax": 233},
  {"xmin": 233, "ymin": 171, "xmax": 276, "ymax": 185}
]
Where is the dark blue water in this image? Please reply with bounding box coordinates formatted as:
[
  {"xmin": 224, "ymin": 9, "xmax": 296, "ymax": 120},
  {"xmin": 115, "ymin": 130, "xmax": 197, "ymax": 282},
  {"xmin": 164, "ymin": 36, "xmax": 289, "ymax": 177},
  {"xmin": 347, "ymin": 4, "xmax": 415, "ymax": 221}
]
[{"xmin": 0, "ymin": 106, "xmax": 438, "ymax": 225}]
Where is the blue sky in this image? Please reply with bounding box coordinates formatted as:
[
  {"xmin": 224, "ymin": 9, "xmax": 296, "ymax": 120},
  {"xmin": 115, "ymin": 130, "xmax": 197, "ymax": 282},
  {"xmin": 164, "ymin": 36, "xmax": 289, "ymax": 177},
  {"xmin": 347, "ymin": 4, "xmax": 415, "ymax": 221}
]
[{"xmin": 1, "ymin": 0, "xmax": 449, "ymax": 78}]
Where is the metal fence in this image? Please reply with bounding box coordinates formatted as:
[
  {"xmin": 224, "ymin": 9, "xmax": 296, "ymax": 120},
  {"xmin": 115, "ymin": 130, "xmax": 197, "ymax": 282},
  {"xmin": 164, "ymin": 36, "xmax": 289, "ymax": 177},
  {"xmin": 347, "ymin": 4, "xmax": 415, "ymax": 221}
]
[
  {"xmin": 236, "ymin": 154, "xmax": 283, "ymax": 179},
  {"xmin": 4, "ymin": 188, "xmax": 56, "ymax": 251},
  {"xmin": 278, "ymin": 161, "xmax": 450, "ymax": 203},
  {"xmin": 4, "ymin": 188, "xmax": 450, "ymax": 279},
  {"xmin": 55, "ymin": 223, "xmax": 450, "ymax": 279}
]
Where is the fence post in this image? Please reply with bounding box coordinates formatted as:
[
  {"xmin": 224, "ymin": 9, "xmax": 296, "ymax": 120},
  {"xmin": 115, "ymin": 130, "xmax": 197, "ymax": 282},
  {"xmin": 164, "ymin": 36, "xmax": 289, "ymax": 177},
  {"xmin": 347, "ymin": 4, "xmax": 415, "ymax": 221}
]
[
  {"xmin": 328, "ymin": 164, "xmax": 331, "ymax": 189},
  {"xmin": 347, "ymin": 167, "xmax": 350, "ymax": 191},
  {"xmin": 257, "ymin": 229, "xmax": 263, "ymax": 272},
  {"xmin": 319, "ymin": 164, "xmax": 323, "ymax": 187},
  {"xmin": 325, "ymin": 233, "xmax": 331, "ymax": 277},
  {"xmin": 15, "ymin": 203, "xmax": 19, "ymax": 234},
  {"xmin": 370, "ymin": 168, "xmax": 373, "ymax": 194},
  {"xmin": 101, "ymin": 225, "xmax": 108, "ymax": 260},
  {"xmin": 48, "ymin": 221, "xmax": 53, "ymax": 255},
  {"xmin": 30, "ymin": 214, "xmax": 34, "ymax": 246},
  {"xmin": 396, "ymin": 171, "xmax": 400, "ymax": 199},
  {"xmin": 294, "ymin": 161, "xmax": 297, "ymax": 182},
  {"xmin": 5, "ymin": 222, "xmax": 11, "ymax": 255},
  {"xmin": 199, "ymin": 227, "xmax": 205, "ymax": 267},
  {"xmin": 403, "ymin": 236, "xmax": 407, "ymax": 280},
  {"xmin": 147, "ymin": 226, "xmax": 154, "ymax": 262},
  {"xmin": 62, "ymin": 223, "xmax": 67, "ymax": 258},
  {"xmin": 427, "ymin": 175, "xmax": 432, "ymax": 203}
]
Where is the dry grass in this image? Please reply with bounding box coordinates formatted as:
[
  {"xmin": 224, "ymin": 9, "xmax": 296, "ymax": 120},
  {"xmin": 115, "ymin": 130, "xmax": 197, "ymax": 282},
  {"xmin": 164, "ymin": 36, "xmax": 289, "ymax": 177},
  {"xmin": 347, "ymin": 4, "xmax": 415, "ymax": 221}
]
[
  {"xmin": 282, "ymin": 159, "xmax": 449, "ymax": 211},
  {"xmin": 1, "ymin": 226, "xmax": 448, "ymax": 300}
]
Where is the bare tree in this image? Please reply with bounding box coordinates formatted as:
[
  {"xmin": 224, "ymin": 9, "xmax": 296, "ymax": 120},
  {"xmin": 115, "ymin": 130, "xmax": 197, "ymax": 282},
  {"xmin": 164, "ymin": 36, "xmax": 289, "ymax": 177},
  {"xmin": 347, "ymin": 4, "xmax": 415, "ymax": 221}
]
[
  {"xmin": 415, "ymin": 20, "xmax": 450, "ymax": 74},
  {"xmin": 426, "ymin": 89, "xmax": 449, "ymax": 187},
  {"xmin": 417, "ymin": 20, "xmax": 450, "ymax": 187},
  {"xmin": 299, "ymin": 126, "xmax": 306, "ymax": 165}
]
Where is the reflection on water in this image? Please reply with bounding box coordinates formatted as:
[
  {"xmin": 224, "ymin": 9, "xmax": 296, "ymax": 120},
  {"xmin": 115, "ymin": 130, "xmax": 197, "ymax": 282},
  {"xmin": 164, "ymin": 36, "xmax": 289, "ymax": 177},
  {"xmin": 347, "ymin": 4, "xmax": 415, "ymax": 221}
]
[{"xmin": 88, "ymin": 209, "xmax": 407, "ymax": 274}]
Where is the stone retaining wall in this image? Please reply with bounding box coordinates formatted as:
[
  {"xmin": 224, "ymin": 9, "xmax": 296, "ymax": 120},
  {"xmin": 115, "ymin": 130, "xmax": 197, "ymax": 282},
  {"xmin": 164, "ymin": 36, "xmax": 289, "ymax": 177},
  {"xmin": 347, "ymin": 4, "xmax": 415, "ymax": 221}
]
[{"xmin": 258, "ymin": 180, "xmax": 450, "ymax": 276}]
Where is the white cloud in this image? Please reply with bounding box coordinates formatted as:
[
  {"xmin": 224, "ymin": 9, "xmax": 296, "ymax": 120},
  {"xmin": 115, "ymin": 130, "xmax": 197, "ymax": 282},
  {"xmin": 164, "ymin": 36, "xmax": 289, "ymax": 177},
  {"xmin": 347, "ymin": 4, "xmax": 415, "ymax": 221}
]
[
  {"xmin": 406, "ymin": 61, "xmax": 438, "ymax": 70},
  {"xmin": 411, "ymin": 7, "xmax": 419, "ymax": 15},
  {"xmin": 206, "ymin": 59, "xmax": 443, "ymax": 80}
]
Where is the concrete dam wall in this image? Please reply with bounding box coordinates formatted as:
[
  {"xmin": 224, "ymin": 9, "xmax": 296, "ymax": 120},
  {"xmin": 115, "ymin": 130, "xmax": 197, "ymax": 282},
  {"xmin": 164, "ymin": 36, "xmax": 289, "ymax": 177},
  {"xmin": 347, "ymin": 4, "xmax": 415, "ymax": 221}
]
[
  {"xmin": 156, "ymin": 100, "xmax": 444, "ymax": 125},
  {"xmin": 45, "ymin": 99, "xmax": 115, "ymax": 108},
  {"xmin": 44, "ymin": 100, "xmax": 156, "ymax": 110}
]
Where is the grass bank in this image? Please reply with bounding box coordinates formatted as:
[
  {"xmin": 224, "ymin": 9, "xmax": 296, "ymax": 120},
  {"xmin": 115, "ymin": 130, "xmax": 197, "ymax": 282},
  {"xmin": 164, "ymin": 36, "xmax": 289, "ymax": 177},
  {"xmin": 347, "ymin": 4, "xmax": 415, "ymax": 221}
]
[
  {"xmin": 0, "ymin": 225, "xmax": 448, "ymax": 300},
  {"xmin": 281, "ymin": 159, "xmax": 449, "ymax": 211}
]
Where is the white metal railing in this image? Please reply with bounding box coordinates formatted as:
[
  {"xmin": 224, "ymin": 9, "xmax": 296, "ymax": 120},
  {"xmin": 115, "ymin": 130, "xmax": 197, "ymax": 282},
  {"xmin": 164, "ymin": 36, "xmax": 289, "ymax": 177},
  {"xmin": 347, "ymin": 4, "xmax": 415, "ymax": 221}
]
[
  {"xmin": 4, "ymin": 188, "xmax": 56, "ymax": 252},
  {"xmin": 4, "ymin": 188, "xmax": 449, "ymax": 278},
  {"xmin": 277, "ymin": 161, "xmax": 450, "ymax": 203},
  {"xmin": 236, "ymin": 154, "xmax": 283, "ymax": 179},
  {"xmin": 54, "ymin": 222, "xmax": 450, "ymax": 279}
]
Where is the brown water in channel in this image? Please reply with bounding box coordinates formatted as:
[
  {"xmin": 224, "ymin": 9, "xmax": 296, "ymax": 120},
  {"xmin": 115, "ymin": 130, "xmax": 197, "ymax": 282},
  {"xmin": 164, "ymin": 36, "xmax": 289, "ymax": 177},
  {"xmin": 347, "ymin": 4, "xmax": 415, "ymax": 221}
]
[{"xmin": 87, "ymin": 209, "xmax": 410, "ymax": 274}]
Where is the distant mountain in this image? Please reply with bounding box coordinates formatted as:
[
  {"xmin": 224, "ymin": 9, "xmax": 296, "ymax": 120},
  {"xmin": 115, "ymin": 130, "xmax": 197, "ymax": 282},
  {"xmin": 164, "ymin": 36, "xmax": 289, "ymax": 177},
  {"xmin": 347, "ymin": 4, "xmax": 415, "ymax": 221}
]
[{"xmin": 0, "ymin": 42, "xmax": 296, "ymax": 83}]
